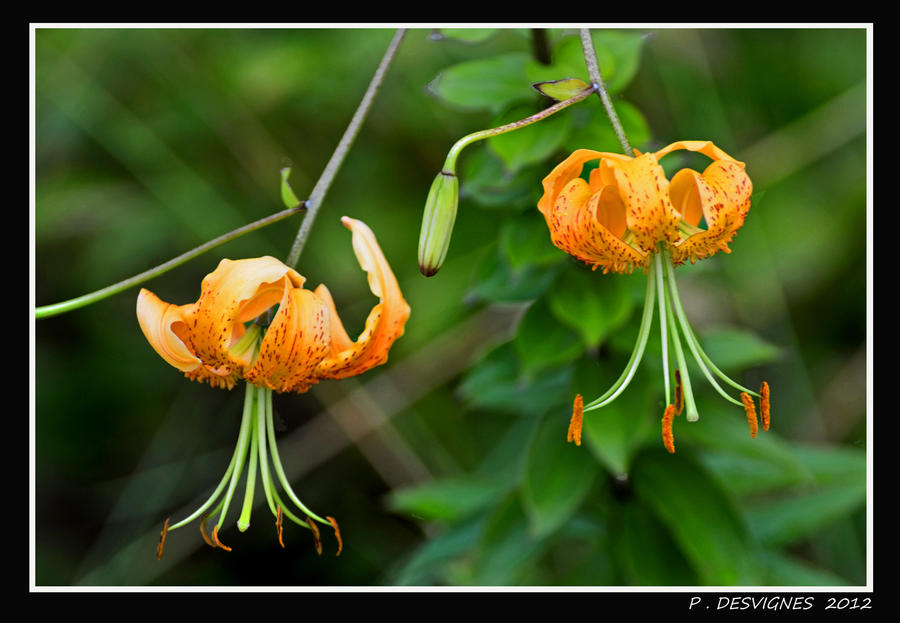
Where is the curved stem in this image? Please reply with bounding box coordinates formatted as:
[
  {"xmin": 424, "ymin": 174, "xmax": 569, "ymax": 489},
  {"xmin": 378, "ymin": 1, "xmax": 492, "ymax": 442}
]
[
  {"xmin": 654, "ymin": 252, "xmax": 670, "ymax": 404},
  {"xmin": 35, "ymin": 205, "xmax": 306, "ymax": 319},
  {"xmin": 584, "ymin": 261, "xmax": 656, "ymax": 412},
  {"xmin": 255, "ymin": 387, "xmax": 278, "ymax": 518},
  {"xmin": 579, "ymin": 28, "xmax": 634, "ymax": 157},
  {"xmin": 236, "ymin": 403, "xmax": 259, "ymax": 532},
  {"xmin": 285, "ymin": 28, "xmax": 407, "ymax": 268},
  {"xmin": 214, "ymin": 383, "xmax": 256, "ymax": 531},
  {"xmin": 663, "ymin": 276, "xmax": 699, "ymax": 421},
  {"xmin": 442, "ymin": 85, "xmax": 596, "ymax": 172}
]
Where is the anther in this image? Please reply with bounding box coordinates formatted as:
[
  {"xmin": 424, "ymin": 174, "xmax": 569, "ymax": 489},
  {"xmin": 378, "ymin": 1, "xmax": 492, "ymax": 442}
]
[
  {"xmin": 567, "ymin": 394, "xmax": 584, "ymax": 446},
  {"xmin": 211, "ymin": 525, "xmax": 232, "ymax": 552},
  {"xmin": 674, "ymin": 369, "xmax": 684, "ymax": 416},
  {"xmin": 305, "ymin": 516, "xmax": 323, "ymax": 556},
  {"xmin": 662, "ymin": 405, "xmax": 676, "ymax": 454},
  {"xmin": 276, "ymin": 506, "xmax": 285, "ymax": 549},
  {"xmin": 741, "ymin": 392, "xmax": 758, "ymax": 439},
  {"xmin": 327, "ymin": 516, "xmax": 343, "ymax": 557},
  {"xmin": 156, "ymin": 517, "xmax": 170, "ymax": 561},
  {"xmin": 200, "ymin": 514, "xmax": 215, "ymax": 548},
  {"xmin": 760, "ymin": 381, "xmax": 771, "ymax": 431}
]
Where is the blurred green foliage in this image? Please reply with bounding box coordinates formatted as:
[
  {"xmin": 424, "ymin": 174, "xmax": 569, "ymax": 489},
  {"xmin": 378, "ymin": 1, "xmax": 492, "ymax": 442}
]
[{"xmin": 34, "ymin": 27, "xmax": 867, "ymax": 587}]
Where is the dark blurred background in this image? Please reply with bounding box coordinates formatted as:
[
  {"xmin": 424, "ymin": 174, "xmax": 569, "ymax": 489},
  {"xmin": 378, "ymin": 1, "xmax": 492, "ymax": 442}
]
[{"xmin": 33, "ymin": 27, "xmax": 868, "ymax": 587}]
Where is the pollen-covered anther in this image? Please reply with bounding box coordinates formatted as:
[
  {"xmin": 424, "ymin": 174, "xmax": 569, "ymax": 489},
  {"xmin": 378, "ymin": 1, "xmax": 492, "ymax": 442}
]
[
  {"xmin": 156, "ymin": 517, "xmax": 170, "ymax": 561},
  {"xmin": 674, "ymin": 369, "xmax": 684, "ymax": 416},
  {"xmin": 211, "ymin": 525, "xmax": 232, "ymax": 552},
  {"xmin": 276, "ymin": 506, "xmax": 285, "ymax": 549},
  {"xmin": 741, "ymin": 392, "xmax": 758, "ymax": 439},
  {"xmin": 567, "ymin": 394, "xmax": 584, "ymax": 446},
  {"xmin": 760, "ymin": 381, "xmax": 771, "ymax": 431},
  {"xmin": 327, "ymin": 516, "xmax": 343, "ymax": 557},
  {"xmin": 662, "ymin": 405, "xmax": 676, "ymax": 453},
  {"xmin": 306, "ymin": 516, "xmax": 323, "ymax": 556}
]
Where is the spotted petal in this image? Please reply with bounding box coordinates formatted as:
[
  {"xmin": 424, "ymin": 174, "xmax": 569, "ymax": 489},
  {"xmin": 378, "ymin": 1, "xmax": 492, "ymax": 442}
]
[{"xmin": 314, "ymin": 217, "xmax": 411, "ymax": 380}]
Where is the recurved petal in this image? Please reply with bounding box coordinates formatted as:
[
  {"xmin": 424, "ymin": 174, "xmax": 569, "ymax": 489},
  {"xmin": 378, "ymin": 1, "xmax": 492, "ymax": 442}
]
[
  {"xmin": 538, "ymin": 149, "xmax": 631, "ymax": 218},
  {"xmin": 669, "ymin": 159, "xmax": 753, "ymax": 264},
  {"xmin": 314, "ymin": 217, "xmax": 410, "ymax": 381},
  {"xmin": 653, "ymin": 140, "xmax": 744, "ymax": 166},
  {"xmin": 245, "ymin": 285, "xmax": 331, "ymax": 393},
  {"xmin": 137, "ymin": 288, "xmax": 201, "ymax": 373},
  {"xmin": 544, "ymin": 177, "xmax": 646, "ymax": 273},
  {"xmin": 182, "ymin": 257, "xmax": 305, "ymax": 372}
]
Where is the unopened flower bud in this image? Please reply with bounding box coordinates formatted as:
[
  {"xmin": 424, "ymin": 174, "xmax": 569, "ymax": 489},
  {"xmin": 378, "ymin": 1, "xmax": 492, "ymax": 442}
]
[{"xmin": 418, "ymin": 171, "xmax": 459, "ymax": 276}]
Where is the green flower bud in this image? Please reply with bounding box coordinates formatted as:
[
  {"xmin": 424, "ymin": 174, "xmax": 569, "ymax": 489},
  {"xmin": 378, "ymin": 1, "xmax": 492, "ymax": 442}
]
[{"xmin": 417, "ymin": 170, "xmax": 459, "ymax": 276}]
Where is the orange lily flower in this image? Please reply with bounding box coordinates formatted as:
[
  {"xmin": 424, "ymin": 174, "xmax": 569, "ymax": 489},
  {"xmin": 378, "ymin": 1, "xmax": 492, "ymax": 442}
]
[
  {"xmin": 140, "ymin": 217, "xmax": 410, "ymax": 558},
  {"xmin": 540, "ymin": 141, "xmax": 770, "ymax": 453}
]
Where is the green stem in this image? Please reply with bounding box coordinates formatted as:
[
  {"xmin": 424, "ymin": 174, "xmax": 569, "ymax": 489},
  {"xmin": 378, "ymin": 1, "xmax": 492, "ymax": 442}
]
[
  {"xmin": 284, "ymin": 28, "xmax": 407, "ymax": 268},
  {"xmin": 662, "ymin": 250, "xmax": 747, "ymax": 408},
  {"xmin": 264, "ymin": 387, "xmax": 328, "ymax": 525},
  {"xmin": 579, "ymin": 28, "xmax": 634, "ymax": 157},
  {"xmin": 654, "ymin": 251, "xmax": 670, "ymax": 404},
  {"xmin": 35, "ymin": 205, "xmax": 306, "ymax": 319},
  {"xmin": 215, "ymin": 383, "xmax": 256, "ymax": 531},
  {"xmin": 236, "ymin": 400, "xmax": 260, "ymax": 532},
  {"xmin": 255, "ymin": 387, "xmax": 278, "ymax": 518},
  {"xmin": 584, "ymin": 260, "xmax": 656, "ymax": 412},
  {"xmin": 443, "ymin": 85, "xmax": 596, "ymax": 172},
  {"xmin": 663, "ymin": 271, "xmax": 699, "ymax": 421}
]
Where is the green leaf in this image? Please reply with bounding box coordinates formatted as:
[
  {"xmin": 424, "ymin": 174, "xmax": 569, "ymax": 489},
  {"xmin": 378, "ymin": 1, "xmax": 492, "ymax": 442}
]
[
  {"xmin": 521, "ymin": 411, "xmax": 599, "ymax": 538},
  {"xmin": 499, "ymin": 214, "xmax": 563, "ymax": 269},
  {"xmin": 279, "ymin": 166, "xmax": 302, "ymax": 208},
  {"xmin": 759, "ymin": 550, "xmax": 850, "ymax": 586},
  {"xmin": 612, "ymin": 499, "xmax": 699, "ymax": 585},
  {"xmin": 459, "ymin": 146, "xmax": 538, "ymax": 211},
  {"xmin": 487, "ymin": 104, "xmax": 573, "ymax": 173},
  {"xmin": 436, "ymin": 28, "xmax": 499, "ymax": 44},
  {"xmin": 428, "ymin": 53, "xmax": 531, "ymax": 113},
  {"xmin": 632, "ymin": 449, "xmax": 762, "ymax": 585},
  {"xmin": 515, "ymin": 298, "xmax": 585, "ymax": 376},
  {"xmin": 548, "ymin": 266, "xmax": 634, "ymax": 347},
  {"xmin": 698, "ymin": 327, "xmax": 782, "ymax": 371},
  {"xmin": 471, "ymin": 493, "xmax": 548, "ymax": 585},
  {"xmin": 466, "ymin": 244, "xmax": 560, "ymax": 304},
  {"xmin": 457, "ymin": 342, "xmax": 573, "ymax": 417},
  {"xmin": 746, "ymin": 482, "xmax": 866, "ymax": 547},
  {"xmin": 391, "ymin": 516, "xmax": 486, "ymax": 585},
  {"xmin": 533, "ymin": 77, "xmax": 590, "ymax": 101},
  {"xmin": 388, "ymin": 477, "xmax": 507, "ymax": 522}
]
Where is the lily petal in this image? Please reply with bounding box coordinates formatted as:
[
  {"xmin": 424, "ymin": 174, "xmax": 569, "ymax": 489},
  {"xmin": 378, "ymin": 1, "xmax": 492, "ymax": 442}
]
[
  {"xmin": 314, "ymin": 217, "xmax": 411, "ymax": 380},
  {"xmin": 137, "ymin": 288, "xmax": 200, "ymax": 372}
]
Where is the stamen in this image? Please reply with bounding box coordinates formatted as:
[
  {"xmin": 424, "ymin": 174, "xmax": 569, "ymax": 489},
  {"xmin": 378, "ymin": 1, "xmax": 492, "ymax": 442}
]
[
  {"xmin": 760, "ymin": 381, "xmax": 771, "ymax": 431},
  {"xmin": 662, "ymin": 405, "xmax": 676, "ymax": 454},
  {"xmin": 211, "ymin": 525, "xmax": 232, "ymax": 552},
  {"xmin": 276, "ymin": 506, "xmax": 285, "ymax": 548},
  {"xmin": 674, "ymin": 369, "xmax": 684, "ymax": 416},
  {"xmin": 200, "ymin": 514, "xmax": 215, "ymax": 547},
  {"xmin": 305, "ymin": 516, "xmax": 323, "ymax": 556},
  {"xmin": 568, "ymin": 394, "xmax": 584, "ymax": 446},
  {"xmin": 327, "ymin": 516, "xmax": 343, "ymax": 557},
  {"xmin": 741, "ymin": 392, "xmax": 758, "ymax": 439},
  {"xmin": 156, "ymin": 517, "xmax": 170, "ymax": 561}
]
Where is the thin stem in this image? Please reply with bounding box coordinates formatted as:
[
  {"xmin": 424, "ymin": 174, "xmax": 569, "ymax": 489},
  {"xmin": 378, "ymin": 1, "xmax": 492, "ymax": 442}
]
[
  {"xmin": 654, "ymin": 251, "xmax": 670, "ymax": 404},
  {"xmin": 579, "ymin": 28, "xmax": 634, "ymax": 157},
  {"xmin": 255, "ymin": 387, "xmax": 278, "ymax": 518},
  {"xmin": 443, "ymin": 86, "xmax": 596, "ymax": 172},
  {"xmin": 168, "ymin": 382, "xmax": 257, "ymax": 531},
  {"xmin": 663, "ymin": 274, "xmax": 699, "ymax": 421},
  {"xmin": 237, "ymin": 402, "xmax": 259, "ymax": 532},
  {"xmin": 584, "ymin": 260, "xmax": 656, "ymax": 412},
  {"xmin": 662, "ymin": 251, "xmax": 746, "ymax": 409},
  {"xmin": 215, "ymin": 383, "xmax": 256, "ymax": 531},
  {"xmin": 285, "ymin": 28, "xmax": 407, "ymax": 268},
  {"xmin": 265, "ymin": 387, "xmax": 328, "ymax": 525},
  {"xmin": 35, "ymin": 205, "xmax": 306, "ymax": 319}
]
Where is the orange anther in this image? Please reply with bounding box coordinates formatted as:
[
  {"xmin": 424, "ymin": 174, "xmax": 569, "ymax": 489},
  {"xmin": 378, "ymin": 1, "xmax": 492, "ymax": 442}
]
[
  {"xmin": 211, "ymin": 525, "xmax": 232, "ymax": 552},
  {"xmin": 662, "ymin": 404, "xmax": 676, "ymax": 454},
  {"xmin": 741, "ymin": 392, "xmax": 758, "ymax": 439},
  {"xmin": 276, "ymin": 506, "xmax": 285, "ymax": 549},
  {"xmin": 568, "ymin": 394, "xmax": 584, "ymax": 446},
  {"xmin": 760, "ymin": 381, "xmax": 771, "ymax": 431},
  {"xmin": 156, "ymin": 517, "xmax": 170, "ymax": 561},
  {"xmin": 305, "ymin": 516, "xmax": 323, "ymax": 556},
  {"xmin": 674, "ymin": 369, "xmax": 684, "ymax": 416},
  {"xmin": 327, "ymin": 516, "xmax": 343, "ymax": 557},
  {"xmin": 200, "ymin": 514, "xmax": 215, "ymax": 547}
]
